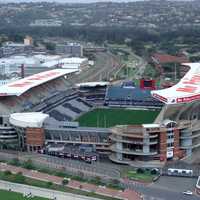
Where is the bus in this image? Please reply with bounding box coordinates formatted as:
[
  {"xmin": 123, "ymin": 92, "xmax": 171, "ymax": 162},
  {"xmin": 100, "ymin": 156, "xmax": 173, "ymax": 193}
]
[{"xmin": 167, "ymin": 168, "xmax": 193, "ymax": 177}]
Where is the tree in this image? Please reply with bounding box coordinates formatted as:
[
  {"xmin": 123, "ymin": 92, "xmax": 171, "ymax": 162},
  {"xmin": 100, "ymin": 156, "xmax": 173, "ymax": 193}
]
[
  {"xmin": 4, "ymin": 170, "xmax": 12, "ymax": 176},
  {"xmin": 44, "ymin": 42, "xmax": 56, "ymax": 51},
  {"xmin": 62, "ymin": 178, "xmax": 69, "ymax": 186},
  {"xmin": 137, "ymin": 168, "xmax": 144, "ymax": 174},
  {"xmin": 46, "ymin": 181, "xmax": 53, "ymax": 188},
  {"xmin": 22, "ymin": 159, "xmax": 35, "ymax": 170}
]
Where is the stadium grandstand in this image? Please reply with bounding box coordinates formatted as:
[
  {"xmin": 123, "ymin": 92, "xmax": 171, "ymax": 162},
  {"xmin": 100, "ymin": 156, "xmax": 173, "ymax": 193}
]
[
  {"xmin": 0, "ymin": 69, "xmax": 77, "ymax": 114},
  {"xmin": 105, "ymin": 84, "xmax": 163, "ymax": 108},
  {"xmin": 151, "ymin": 63, "xmax": 200, "ymax": 159},
  {"xmin": 76, "ymin": 82, "xmax": 109, "ymax": 104}
]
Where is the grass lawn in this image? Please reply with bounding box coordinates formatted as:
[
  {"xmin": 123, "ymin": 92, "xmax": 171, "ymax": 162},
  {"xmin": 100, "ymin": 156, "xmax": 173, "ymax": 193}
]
[
  {"xmin": 76, "ymin": 108, "xmax": 160, "ymax": 128},
  {"xmin": 126, "ymin": 170, "xmax": 156, "ymax": 182},
  {"xmin": 0, "ymin": 189, "xmax": 48, "ymax": 200},
  {"xmin": 0, "ymin": 171, "xmax": 119, "ymax": 200}
]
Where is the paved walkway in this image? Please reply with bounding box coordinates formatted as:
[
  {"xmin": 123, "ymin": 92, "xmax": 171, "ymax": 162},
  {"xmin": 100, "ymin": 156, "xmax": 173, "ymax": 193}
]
[{"xmin": 0, "ymin": 162, "xmax": 142, "ymax": 200}]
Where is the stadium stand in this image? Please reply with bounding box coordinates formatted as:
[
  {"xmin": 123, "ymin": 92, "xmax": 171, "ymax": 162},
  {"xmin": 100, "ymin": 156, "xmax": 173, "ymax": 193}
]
[
  {"xmin": 49, "ymin": 110, "xmax": 72, "ymax": 121},
  {"xmin": 63, "ymin": 102, "xmax": 82, "ymax": 114},
  {"xmin": 76, "ymin": 97, "xmax": 93, "ymax": 108},
  {"xmin": 76, "ymin": 82, "xmax": 109, "ymax": 104},
  {"xmin": 0, "ymin": 69, "xmax": 78, "ymax": 114},
  {"xmin": 105, "ymin": 86, "xmax": 163, "ymax": 107}
]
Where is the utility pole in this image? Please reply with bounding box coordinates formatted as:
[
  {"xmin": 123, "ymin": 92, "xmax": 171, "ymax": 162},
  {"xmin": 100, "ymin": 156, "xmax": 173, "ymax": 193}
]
[{"xmin": 174, "ymin": 63, "xmax": 177, "ymax": 82}]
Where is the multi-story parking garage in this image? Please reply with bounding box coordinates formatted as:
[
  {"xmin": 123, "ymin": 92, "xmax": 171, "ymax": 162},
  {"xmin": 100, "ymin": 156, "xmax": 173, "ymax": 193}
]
[{"xmin": 109, "ymin": 120, "xmax": 188, "ymax": 164}]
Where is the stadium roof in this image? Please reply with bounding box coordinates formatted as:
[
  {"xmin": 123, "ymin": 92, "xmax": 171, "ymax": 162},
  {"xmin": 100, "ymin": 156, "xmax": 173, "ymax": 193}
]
[
  {"xmin": 151, "ymin": 63, "xmax": 200, "ymax": 104},
  {"xmin": 9, "ymin": 112, "xmax": 49, "ymax": 128},
  {"xmin": 152, "ymin": 53, "xmax": 189, "ymax": 64},
  {"xmin": 0, "ymin": 68, "xmax": 77, "ymax": 96},
  {"xmin": 76, "ymin": 81, "xmax": 110, "ymax": 87}
]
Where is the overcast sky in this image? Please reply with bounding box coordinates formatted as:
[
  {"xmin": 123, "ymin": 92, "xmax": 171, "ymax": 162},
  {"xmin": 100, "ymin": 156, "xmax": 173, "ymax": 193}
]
[
  {"xmin": 0, "ymin": 0, "xmax": 147, "ymax": 3},
  {"xmin": 0, "ymin": 0, "xmax": 192, "ymax": 3}
]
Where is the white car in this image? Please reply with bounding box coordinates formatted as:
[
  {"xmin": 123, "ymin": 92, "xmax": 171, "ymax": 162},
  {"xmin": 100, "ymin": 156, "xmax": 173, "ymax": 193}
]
[{"xmin": 182, "ymin": 190, "xmax": 193, "ymax": 195}]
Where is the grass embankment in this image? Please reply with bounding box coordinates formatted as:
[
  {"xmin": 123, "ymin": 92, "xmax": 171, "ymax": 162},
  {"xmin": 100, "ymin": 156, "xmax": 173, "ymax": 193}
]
[
  {"xmin": 125, "ymin": 169, "xmax": 158, "ymax": 182},
  {"xmin": 0, "ymin": 189, "xmax": 48, "ymax": 200},
  {"xmin": 0, "ymin": 170, "xmax": 120, "ymax": 200},
  {"xmin": 7, "ymin": 159, "xmax": 123, "ymax": 190},
  {"xmin": 76, "ymin": 108, "xmax": 160, "ymax": 128}
]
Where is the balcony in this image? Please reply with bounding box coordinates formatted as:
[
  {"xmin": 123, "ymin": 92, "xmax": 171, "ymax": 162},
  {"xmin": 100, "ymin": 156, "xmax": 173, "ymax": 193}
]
[
  {"xmin": 109, "ymin": 135, "xmax": 143, "ymax": 144},
  {"xmin": 110, "ymin": 144, "xmax": 158, "ymax": 156},
  {"xmin": 180, "ymin": 131, "xmax": 200, "ymax": 139}
]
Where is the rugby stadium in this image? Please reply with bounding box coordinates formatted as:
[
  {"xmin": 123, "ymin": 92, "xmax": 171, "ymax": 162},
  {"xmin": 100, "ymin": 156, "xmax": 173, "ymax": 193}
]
[{"xmin": 0, "ymin": 63, "xmax": 199, "ymax": 165}]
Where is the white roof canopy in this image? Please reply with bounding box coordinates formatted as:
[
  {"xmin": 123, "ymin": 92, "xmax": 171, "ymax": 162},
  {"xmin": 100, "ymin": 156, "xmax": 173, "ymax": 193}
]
[
  {"xmin": 0, "ymin": 68, "xmax": 77, "ymax": 96},
  {"xmin": 151, "ymin": 63, "xmax": 200, "ymax": 104},
  {"xmin": 76, "ymin": 81, "xmax": 110, "ymax": 87},
  {"xmin": 9, "ymin": 112, "xmax": 49, "ymax": 128}
]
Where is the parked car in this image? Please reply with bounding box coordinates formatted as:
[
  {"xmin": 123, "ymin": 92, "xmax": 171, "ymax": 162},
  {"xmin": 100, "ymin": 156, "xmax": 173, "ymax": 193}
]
[{"xmin": 182, "ymin": 190, "xmax": 193, "ymax": 195}]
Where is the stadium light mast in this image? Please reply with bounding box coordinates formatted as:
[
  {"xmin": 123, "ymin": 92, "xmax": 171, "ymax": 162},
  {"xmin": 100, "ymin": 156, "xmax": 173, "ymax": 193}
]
[{"xmin": 174, "ymin": 63, "xmax": 177, "ymax": 82}]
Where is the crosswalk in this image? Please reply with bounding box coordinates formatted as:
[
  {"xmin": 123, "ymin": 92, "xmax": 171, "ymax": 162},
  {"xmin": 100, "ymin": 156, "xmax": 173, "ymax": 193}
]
[
  {"xmin": 142, "ymin": 195, "xmax": 165, "ymax": 200},
  {"xmin": 122, "ymin": 179, "xmax": 146, "ymax": 190}
]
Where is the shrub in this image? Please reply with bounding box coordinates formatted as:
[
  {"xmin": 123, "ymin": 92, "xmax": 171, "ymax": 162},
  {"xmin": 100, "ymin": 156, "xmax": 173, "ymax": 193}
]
[
  {"xmin": 9, "ymin": 158, "xmax": 20, "ymax": 166},
  {"xmin": 137, "ymin": 168, "xmax": 144, "ymax": 174},
  {"xmin": 151, "ymin": 169, "xmax": 158, "ymax": 175},
  {"xmin": 90, "ymin": 176, "xmax": 102, "ymax": 185},
  {"xmin": 110, "ymin": 179, "xmax": 120, "ymax": 185},
  {"xmin": 4, "ymin": 170, "xmax": 12, "ymax": 176},
  {"xmin": 46, "ymin": 181, "xmax": 53, "ymax": 188},
  {"xmin": 22, "ymin": 159, "xmax": 35, "ymax": 170}
]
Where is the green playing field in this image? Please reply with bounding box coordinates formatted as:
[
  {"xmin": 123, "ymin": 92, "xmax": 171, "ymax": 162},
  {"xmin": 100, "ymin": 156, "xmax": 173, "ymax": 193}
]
[
  {"xmin": 0, "ymin": 189, "xmax": 49, "ymax": 200},
  {"xmin": 76, "ymin": 108, "xmax": 160, "ymax": 128}
]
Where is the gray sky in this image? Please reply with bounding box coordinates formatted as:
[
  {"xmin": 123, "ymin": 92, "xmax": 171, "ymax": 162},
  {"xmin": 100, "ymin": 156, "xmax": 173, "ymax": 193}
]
[
  {"xmin": 0, "ymin": 0, "xmax": 192, "ymax": 3},
  {"xmin": 0, "ymin": 0, "xmax": 146, "ymax": 3}
]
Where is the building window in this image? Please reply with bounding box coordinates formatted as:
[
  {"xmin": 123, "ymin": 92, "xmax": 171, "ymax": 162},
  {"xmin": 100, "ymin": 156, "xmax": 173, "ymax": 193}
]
[{"xmin": 167, "ymin": 143, "xmax": 174, "ymax": 148}]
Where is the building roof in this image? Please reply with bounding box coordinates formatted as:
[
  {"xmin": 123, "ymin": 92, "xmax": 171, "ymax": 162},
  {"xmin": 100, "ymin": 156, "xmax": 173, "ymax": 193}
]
[
  {"xmin": 106, "ymin": 86, "xmax": 153, "ymax": 101},
  {"xmin": 60, "ymin": 57, "xmax": 87, "ymax": 64},
  {"xmin": 142, "ymin": 124, "xmax": 160, "ymax": 128},
  {"xmin": 41, "ymin": 57, "xmax": 87, "ymax": 68},
  {"xmin": 0, "ymin": 68, "xmax": 77, "ymax": 96},
  {"xmin": 76, "ymin": 81, "xmax": 110, "ymax": 88},
  {"xmin": 9, "ymin": 112, "xmax": 49, "ymax": 128},
  {"xmin": 152, "ymin": 53, "xmax": 189, "ymax": 64},
  {"xmin": 151, "ymin": 63, "xmax": 200, "ymax": 104}
]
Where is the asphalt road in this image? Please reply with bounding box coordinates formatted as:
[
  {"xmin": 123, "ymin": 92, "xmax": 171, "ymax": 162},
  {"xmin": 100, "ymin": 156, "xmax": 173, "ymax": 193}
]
[
  {"xmin": 124, "ymin": 176, "xmax": 200, "ymax": 200},
  {"xmin": 151, "ymin": 176, "xmax": 197, "ymax": 193},
  {"xmin": 140, "ymin": 186, "xmax": 200, "ymax": 200}
]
